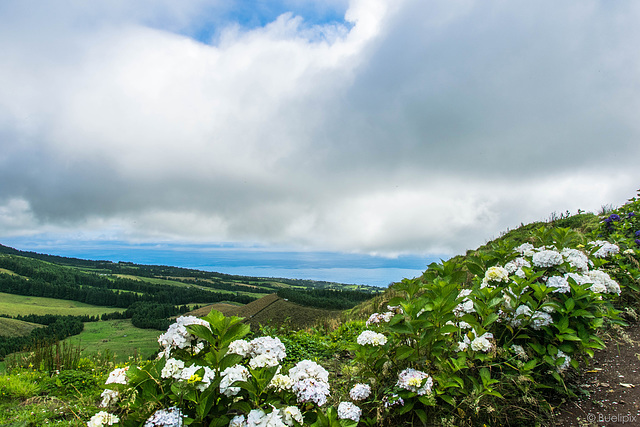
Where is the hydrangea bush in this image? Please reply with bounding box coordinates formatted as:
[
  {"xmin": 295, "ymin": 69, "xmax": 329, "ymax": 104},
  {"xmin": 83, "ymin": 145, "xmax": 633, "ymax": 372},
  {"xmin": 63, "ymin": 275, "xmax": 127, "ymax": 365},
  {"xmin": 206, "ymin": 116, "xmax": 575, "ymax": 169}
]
[
  {"xmin": 339, "ymin": 226, "xmax": 632, "ymax": 425},
  {"xmin": 90, "ymin": 311, "xmax": 335, "ymax": 427}
]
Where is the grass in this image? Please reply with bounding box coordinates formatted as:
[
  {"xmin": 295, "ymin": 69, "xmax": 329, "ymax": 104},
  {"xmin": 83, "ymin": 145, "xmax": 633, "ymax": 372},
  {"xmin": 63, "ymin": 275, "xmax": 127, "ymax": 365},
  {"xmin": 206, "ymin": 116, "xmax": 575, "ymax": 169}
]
[
  {"xmin": 0, "ymin": 317, "xmax": 42, "ymax": 337},
  {"xmin": 63, "ymin": 319, "xmax": 161, "ymax": 363},
  {"xmin": 0, "ymin": 292, "xmax": 123, "ymax": 317}
]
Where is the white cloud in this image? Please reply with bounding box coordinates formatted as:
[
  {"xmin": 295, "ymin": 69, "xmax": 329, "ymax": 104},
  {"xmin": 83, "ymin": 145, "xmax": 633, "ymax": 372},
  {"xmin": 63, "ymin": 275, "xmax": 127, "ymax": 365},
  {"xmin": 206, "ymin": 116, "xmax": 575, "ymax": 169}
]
[{"xmin": 1, "ymin": 0, "xmax": 639, "ymax": 258}]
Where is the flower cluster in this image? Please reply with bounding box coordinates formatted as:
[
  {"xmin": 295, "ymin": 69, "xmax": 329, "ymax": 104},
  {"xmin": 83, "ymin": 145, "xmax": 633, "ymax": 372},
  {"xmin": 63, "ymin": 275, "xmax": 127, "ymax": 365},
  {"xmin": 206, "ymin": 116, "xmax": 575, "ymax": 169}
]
[
  {"xmin": 589, "ymin": 240, "xmax": 620, "ymax": 258},
  {"xmin": 366, "ymin": 311, "xmax": 394, "ymax": 326},
  {"xmin": 289, "ymin": 360, "xmax": 331, "ymax": 406},
  {"xmin": 229, "ymin": 406, "xmax": 303, "ymax": 427},
  {"xmin": 158, "ymin": 316, "xmax": 211, "ymax": 353},
  {"xmin": 349, "ymin": 383, "xmax": 371, "ymax": 401},
  {"xmin": 453, "ymin": 289, "xmax": 475, "ymax": 317},
  {"xmin": 337, "ymin": 402, "xmax": 362, "ymax": 423},
  {"xmin": 220, "ymin": 365, "xmax": 250, "ymax": 397},
  {"xmin": 356, "ymin": 330, "xmax": 387, "ymax": 346},
  {"xmin": 144, "ymin": 407, "xmax": 184, "ymax": 427},
  {"xmin": 87, "ymin": 411, "xmax": 119, "ymax": 427},
  {"xmin": 396, "ymin": 368, "xmax": 433, "ymax": 395},
  {"xmin": 105, "ymin": 366, "xmax": 128, "ymax": 385}
]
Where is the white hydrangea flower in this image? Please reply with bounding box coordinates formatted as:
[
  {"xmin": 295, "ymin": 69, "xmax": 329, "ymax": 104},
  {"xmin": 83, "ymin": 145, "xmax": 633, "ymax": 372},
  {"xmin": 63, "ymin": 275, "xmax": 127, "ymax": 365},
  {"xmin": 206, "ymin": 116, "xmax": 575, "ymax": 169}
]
[
  {"xmin": 547, "ymin": 276, "xmax": 571, "ymax": 293},
  {"xmin": 248, "ymin": 337, "xmax": 287, "ymax": 362},
  {"xmin": 269, "ymin": 374, "xmax": 293, "ymax": 391},
  {"xmin": 349, "ymin": 383, "xmax": 371, "ymax": 401},
  {"xmin": 454, "ymin": 289, "xmax": 475, "ymax": 317},
  {"xmin": 587, "ymin": 270, "xmax": 621, "ymax": 294},
  {"xmin": 105, "ymin": 366, "xmax": 129, "ymax": 385},
  {"xmin": 99, "ymin": 389, "xmax": 119, "ymax": 407},
  {"xmin": 589, "ymin": 240, "xmax": 620, "ymax": 258},
  {"xmin": 289, "ymin": 360, "xmax": 331, "ymax": 406},
  {"xmin": 144, "ymin": 406, "xmax": 184, "ymax": 427},
  {"xmin": 245, "ymin": 408, "xmax": 286, "ymax": 427},
  {"xmin": 514, "ymin": 243, "xmax": 536, "ymax": 256},
  {"xmin": 291, "ymin": 378, "xmax": 331, "ymax": 406},
  {"xmin": 228, "ymin": 340, "xmax": 251, "ymax": 358},
  {"xmin": 509, "ymin": 305, "xmax": 533, "ymax": 327},
  {"xmin": 456, "ymin": 334, "xmax": 471, "ymax": 352},
  {"xmin": 249, "ymin": 354, "xmax": 280, "ymax": 369},
  {"xmin": 532, "ymin": 250, "xmax": 563, "ymax": 268},
  {"xmin": 458, "ymin": 321, "xmax": 472, "ymax": 330},
  {"xmin": 193, "ymin": 342, "xmax": 205, "ymax": 355},
  {"xmin": 161, "ymin": 358, "xmax": 185, "ymax": 379},
  {"xmin": 282, "ymin": 406, "xmax": 303, "ymax": 426},
  {"xmin": 366, "ymin": 311, "xmax": 394, "ymax": 326},
  {"xmin": 624, "ymin": 249, "xmax": 635, "ymax": 255},
  {"xmin": 337, "ymin": 402, "xmax": 362, "ymax": 423},
  {"xmin": 158, "ymin": 316, "xmax": 211, "ymax": 351},
  {"xmin": 356, "ymin": 330, "xmax": 387, "ymax": 346},
  {"xmin": 484, "ymin": 266, "xmax": 510, "ymax": 283},
  {"xmin": 220, "ymin": 365, "xmax": 250, "ymax": 397},
  {"xmin": 387, "ymin": 304, "xmax": 403, "ymax": 313},
  {"xmin": 530, "ymin": 311, "xmax": 553, "ymax": 330},
  {"xmin": 561, "ymin": 248, "xmax": 590, "ymax": 272},
  {"xmin": 289, "ymin": 360, "xmax": 329, "ymax": 383},
  {"xmin": 555, "ymin": 350, "xmax": 571, "ymax": 373},
  {"xmin": 229, "ymin": 414, "xmax": 246, "ymax": 427},
  {"xmin": 396, "ymin": 368, "xmax": 433, "ymax": 395},
  {"xmin": 565, "ymin": 272, "xmax": 589, "ymax": 286},
  {"xmin": 178, "ymin": 365, "xmax": 216, "ymax": 392},
  {"xmin": 470, "ymin": 332, "xmax": 494, "ymax": 352},
  {"xmin": 87, "ymin": 411, "xmax": 120, "ymax": 427},
  {"xmin": 505, "ymin": 257, "xmax": 531, "ymax": 273}
]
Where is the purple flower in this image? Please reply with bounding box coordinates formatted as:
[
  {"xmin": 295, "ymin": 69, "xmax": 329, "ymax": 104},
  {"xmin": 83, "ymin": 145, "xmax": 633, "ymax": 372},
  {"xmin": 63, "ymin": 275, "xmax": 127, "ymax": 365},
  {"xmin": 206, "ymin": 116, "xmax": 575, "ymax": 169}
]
[
  {"xmin": 636, "ymin": 239, "xmax": 640, "ymax": 246},
  {"xmin": 629, "ymin": 212, "xmax": 636, "ymax": 218},
  {"xmin": 636, "ymin": 230, "xmax": 640, "ymax": 237},
  {"xmin": 609, "ymin": 214, "xmax": 621, "ymax": 221}
]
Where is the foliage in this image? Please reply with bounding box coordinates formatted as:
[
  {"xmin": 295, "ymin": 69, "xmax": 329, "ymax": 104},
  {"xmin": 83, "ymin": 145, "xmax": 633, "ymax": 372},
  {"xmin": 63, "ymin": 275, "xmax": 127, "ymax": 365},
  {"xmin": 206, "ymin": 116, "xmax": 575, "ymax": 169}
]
[
  {"xmin": 93, "ymin": 310, "xmax": 344, "ymax": 427},
  {"xmin": 0, "ymin": 316, "xmax": 85, "ymax": 360}
]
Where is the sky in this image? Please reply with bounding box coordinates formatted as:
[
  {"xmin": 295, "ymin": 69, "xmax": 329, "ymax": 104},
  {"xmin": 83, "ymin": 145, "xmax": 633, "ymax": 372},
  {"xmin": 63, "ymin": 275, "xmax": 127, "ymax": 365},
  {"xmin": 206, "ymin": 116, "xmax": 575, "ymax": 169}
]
[{"xmin": 1, "ymin": 0, "xmax": 639, "ymax": 286}]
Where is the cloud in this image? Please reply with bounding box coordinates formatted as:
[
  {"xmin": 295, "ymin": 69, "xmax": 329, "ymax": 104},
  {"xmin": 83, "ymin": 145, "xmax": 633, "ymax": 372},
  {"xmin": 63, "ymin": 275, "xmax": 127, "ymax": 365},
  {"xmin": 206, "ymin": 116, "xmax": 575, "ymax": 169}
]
[{"xmin": 1, "ymin": 0, "xmax": 639, "ymax": 258}]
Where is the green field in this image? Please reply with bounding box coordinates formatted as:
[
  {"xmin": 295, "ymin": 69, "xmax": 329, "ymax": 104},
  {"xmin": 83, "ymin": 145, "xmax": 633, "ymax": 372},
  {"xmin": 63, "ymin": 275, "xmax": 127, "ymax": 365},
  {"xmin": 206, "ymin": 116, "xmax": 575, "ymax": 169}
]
[
  {"xmin": 0, "ymin": 292, "xmax": 123, "ymax": 317},
  {"xmin": 64, "ymin": 319, "xmax": 161, "ymax": 362}
]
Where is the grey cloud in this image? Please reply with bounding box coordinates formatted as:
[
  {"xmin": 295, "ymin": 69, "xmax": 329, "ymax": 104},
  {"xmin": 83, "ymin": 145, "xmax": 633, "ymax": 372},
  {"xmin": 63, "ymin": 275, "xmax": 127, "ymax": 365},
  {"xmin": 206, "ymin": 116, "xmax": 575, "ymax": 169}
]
[{"xmin": 1, "ymin": 0, "xmax": 639, "ymax": 256}]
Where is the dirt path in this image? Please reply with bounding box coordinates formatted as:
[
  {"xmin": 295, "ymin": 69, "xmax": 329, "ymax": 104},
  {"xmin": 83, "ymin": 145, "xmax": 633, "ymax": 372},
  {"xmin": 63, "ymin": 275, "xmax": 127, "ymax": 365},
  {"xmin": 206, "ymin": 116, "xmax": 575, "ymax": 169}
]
[{"xmin": 553, "ymin": 322, "xmax": 640, "ymax": 426}]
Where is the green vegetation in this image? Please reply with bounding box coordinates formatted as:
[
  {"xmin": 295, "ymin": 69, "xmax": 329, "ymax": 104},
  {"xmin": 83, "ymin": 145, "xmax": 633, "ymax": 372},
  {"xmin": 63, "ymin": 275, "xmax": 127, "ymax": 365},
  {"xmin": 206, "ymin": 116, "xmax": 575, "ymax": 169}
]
[
  {"xmin": 0, "ymin": 317, "xmax": 42, "ymax": 337},
  {"xmin": 0, "ymin": 292, "xmax": 122, "ymax": 317},
  {"xmin": 63, "ymin": 319, "xmax": 162, "ymax": 362}
]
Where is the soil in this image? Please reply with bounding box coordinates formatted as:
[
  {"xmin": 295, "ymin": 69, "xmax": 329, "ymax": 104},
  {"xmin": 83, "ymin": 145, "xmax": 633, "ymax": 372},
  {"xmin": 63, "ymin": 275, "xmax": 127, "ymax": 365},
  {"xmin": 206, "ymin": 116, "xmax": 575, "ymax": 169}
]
[{"xmin": 553, "ymin": 321, "xmax": 640, "ymax": 427}]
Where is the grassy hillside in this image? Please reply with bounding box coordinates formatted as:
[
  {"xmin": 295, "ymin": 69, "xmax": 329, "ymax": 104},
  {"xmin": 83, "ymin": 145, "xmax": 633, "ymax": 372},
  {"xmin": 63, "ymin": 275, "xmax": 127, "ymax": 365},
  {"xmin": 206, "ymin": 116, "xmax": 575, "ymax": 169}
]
[
  {"xmin": 0, "ymin": 292, "xmax": 123, "ymax": 317},
  {"xmin": 63, "ymin": 319, "xmax": 161, "ymax": 362},
  {"xmin": 190, "ymin": 293, "xmax": 343, "ymax": 331},
  {"xmin": 0, "ymin": 318, "xmax": 42, "ymax": 337}
]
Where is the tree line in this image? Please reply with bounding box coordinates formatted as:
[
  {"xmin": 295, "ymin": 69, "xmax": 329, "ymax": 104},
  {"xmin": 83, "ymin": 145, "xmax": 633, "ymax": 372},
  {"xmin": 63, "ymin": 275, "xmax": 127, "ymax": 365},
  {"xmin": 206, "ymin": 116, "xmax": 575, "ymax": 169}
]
[{"xmin": 0, "ymin": 316, "xmax": 84, "ymax": 359}]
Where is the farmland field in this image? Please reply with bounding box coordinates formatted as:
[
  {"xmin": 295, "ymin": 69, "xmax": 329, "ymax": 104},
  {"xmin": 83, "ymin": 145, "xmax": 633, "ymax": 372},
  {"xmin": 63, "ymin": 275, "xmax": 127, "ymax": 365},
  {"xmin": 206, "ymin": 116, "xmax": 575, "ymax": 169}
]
[
  {"xmin": 0, "ymin": 292, "xmax": 123, "ymax": 317},
  {"xmin": 63, "ymin": 319, "xmax": 160, "ymax": 362}
]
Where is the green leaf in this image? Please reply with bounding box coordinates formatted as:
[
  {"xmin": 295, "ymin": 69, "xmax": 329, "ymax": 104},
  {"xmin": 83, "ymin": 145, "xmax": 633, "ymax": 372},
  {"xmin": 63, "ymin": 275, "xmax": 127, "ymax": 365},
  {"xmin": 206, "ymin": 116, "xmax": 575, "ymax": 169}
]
[
  {"xmin": 440, "ymin": 394, "xmax": 455, "ymax": 406},
  {"xmin": 564, "ymin": 298, "xmax": 575, "ymax": 311},
  {"xmin": 482, "ymin": 313, "xmax": 500, "ymax": 328},
  {"xmin": 466, "ymin": 262, "xmax": 485, "ymax": 277},
  {"xmin": 395, "ymin": 345, "xmax": 416, "ymax": 360}
]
